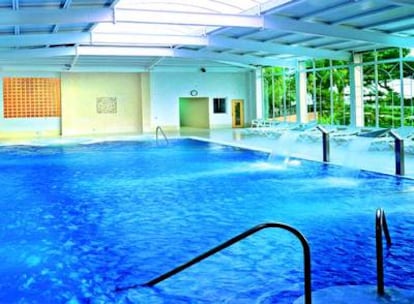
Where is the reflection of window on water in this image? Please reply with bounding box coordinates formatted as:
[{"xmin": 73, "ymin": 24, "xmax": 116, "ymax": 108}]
[{"xmin": 213, "ymin": 97, "xmax": 226, "ymax": 113}]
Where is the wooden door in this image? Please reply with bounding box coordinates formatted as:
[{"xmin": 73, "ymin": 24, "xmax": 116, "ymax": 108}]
[{"xmin": 232, "ymin": 99, "xmax": 244, "ymax": 128}]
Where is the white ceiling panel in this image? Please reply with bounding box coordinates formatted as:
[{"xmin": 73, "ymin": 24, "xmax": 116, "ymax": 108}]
[{"xmin": 0, "ymin": 0, "xmax": 411, "ymax": 71}]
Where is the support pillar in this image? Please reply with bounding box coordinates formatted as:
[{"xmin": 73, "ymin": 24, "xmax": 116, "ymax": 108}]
[
  {"xmin": 296, "ymin": 61, "xmax": 308, "ymax": 124},
  {"xmin": 350, "ymin": 53, "xmax": 364, "ymax": 128},
  {"xmin": 255, "ymin": 68, "xmax": 264, "ymax": 120}
]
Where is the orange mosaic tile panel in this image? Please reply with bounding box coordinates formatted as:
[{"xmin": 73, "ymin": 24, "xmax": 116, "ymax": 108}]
[{"xmin": 3, "ymin": 77, "xmax": 61, "ymax": 118}]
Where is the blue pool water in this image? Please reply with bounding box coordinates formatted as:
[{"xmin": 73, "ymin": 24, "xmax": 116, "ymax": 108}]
[{"xmin": 0, "ymin": 138, "xmax": 414, "ymax": 303}]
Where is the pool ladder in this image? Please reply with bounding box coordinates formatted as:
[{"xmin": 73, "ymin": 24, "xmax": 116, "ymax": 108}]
[
  {"xmin": 117, "ymin": 222, "xmax": 312, "ymax": 304},
  {"xmin": 116, "ymin": 210, "xmax": 392, "ymax": 303},
  {"xmin": 155, "ymin": 126, "xmax": 169, "ymax": 144},
  {"xmin": 376, "ymin": 208, "xmax": 392, "ymax": 296}
]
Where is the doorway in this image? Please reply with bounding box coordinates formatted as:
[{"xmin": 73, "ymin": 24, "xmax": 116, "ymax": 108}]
[
  {"xmin": 179, "ymin": 97, "xmax": 210, "ymax": 128},
  {"xmin": 232, "ymin": 99, "xmax": 244, "ymax": 128}
]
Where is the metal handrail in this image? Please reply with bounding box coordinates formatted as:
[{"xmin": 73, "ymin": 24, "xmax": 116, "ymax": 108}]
[
  {"xmin": 155, "ymin": 126, "xmax": 169, "ymax": 144},
  {"xmin": 117, "ymin": 222, "xmax": 312, "ymax": 304},
  {"xmin": 376, "ymin": 208, "xmax": 392, "ymax": 296}
]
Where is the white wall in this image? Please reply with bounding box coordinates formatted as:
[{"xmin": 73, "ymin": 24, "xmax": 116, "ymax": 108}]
[
  {"xmin": 150, "ymin": 71, "xmax": 255, "ymax": 130},
  {"xmin": 61, "ymin": 72, "xmax": 143, "ymax": 136},
  {"xmin": 0, "ymin": 69, "xmax": 257, "ymax": 139},
  {"xmin": 0, "ymin": 71, "xmax": 61, "ymax": 139}
]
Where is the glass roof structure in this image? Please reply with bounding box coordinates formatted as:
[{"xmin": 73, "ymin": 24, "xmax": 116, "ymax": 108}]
[
  {"xmin": 0, "ymin": 0, "xmax": 412, "ymax": 71},
  {"xmin": 93, "ymin": 0, "xmax": 285, "ymax": 43}
]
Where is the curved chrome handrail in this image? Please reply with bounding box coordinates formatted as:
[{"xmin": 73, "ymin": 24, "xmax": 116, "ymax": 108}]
[
  {"xmin": 376, "ymin": 208, "xmax": 392, "ymax": 295},
  {"xmin": 155, "ymin": 126, "xmax": 169, "ymax": 144},
  {"xmin": 117, "ymin": 222, "xmax": 312, "ymax": 304}
]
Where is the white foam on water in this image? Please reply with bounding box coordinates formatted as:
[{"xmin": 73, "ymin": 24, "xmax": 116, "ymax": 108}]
[
  {"xmin": 315, "ymin": 176, "xmax": 361, "ymax": 188},
  {"xmin": 271, "ymin": 131, "xmax": 301, "ymax": 157}
]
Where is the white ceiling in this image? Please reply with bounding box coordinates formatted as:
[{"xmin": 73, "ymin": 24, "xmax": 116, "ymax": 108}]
[{"xmin": 0, "ymin": 0, "xmax": 413, "ymax": 72}]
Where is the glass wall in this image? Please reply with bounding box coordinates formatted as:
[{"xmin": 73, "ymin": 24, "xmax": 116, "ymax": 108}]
[
  {"xmin": 263, "ymin": 67, "xmax": 297, "ymax": 123},
  {"xmin": 264, "ymin": 60, "xmax": 351, "ymax": 125},
  {"xmin": 403, "ymin": 57, "xmax": 414, "ymax": 127},
  {"xmin": 310, "ymin": 60, "xmax": 350, "ymax": 125},
  {"xmin": 264, "ymin": 47, "xmax": 414, "ymax": 128},
  {"xmin": 360, "ymin": 48, "xmax": 414, "ymax": 128}
]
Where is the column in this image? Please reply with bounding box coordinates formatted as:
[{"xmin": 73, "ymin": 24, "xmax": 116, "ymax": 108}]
[
  {"xmin": 296, "ymin": 61, "xmax": 308, "ymax": 124},
  {"xmin": 350, "ymin": 53, "xmax": 364, "ymax": 127},
  {"xmin": 255, "ymin": 67, "xmax": 264, "ymax": 119}
]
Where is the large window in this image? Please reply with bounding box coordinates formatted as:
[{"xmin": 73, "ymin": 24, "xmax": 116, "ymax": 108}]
[
  {"xmin": 263, "ymin": 67, "xmax": 297, "ymax": 122},
  {"xmin": 404, "ymin": 62, "xmax": 414, "ymax": 127},
  {"xmin": 361, "ymin": 48, "xmax": 414, "ymax": 128},
  {"xmin": 264, "ymin": 47, "xmax": 413, "ymax": 128},
  {"xmin": 306, "ymin": 60, "xmax": 350, "ymax": 125}
]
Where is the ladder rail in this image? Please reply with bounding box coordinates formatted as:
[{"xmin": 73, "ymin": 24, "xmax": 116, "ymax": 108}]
[
  {"xmin": 117, "ymin": 222, "xmax": 312, "ymax": 304},
  {"xmin": 155, "ymin": 126, "xmax": 169, "ymax": 144},
  {"xmin": 376, "ymin": 208, "xmax": 392, "ymax": 296}
]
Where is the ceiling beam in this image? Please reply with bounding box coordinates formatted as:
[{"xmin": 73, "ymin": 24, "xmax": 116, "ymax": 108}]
[
  {"xmin": 52, "ymin": 0, "xmax": 72, "ymax": 33},
  {"xmin": 0, "ymin": 64, "xmax": 147, "ymax": 73},
  {"xmin": 1, "ymin": 7, "xmax": 412, "ymax": 51},
  {"xmin": 77, "ymin": 46, "xmax": 175, "ymax": 57},
  {"xmin": 299, "ymin": 1, "xmax": 361, "ymax": 21},
  {"xmin": 0, "ymin": 31, "xmax": 349, "ymax": 62},
  {"xmin": 75, "ymin": 46, "xmax": 293, "ymax": 66},
  {"xmin": 263, "ymin": 15, "xmax": 414, "ymax": 48},
  {"xmin": 89, "ymin": 0, "xmax": 121, "ymax": 32},
  {"xmin": 213, "ymin": 60, "xmax": 256, "ymax": 70},
  {"xmin": 67, "ymin": 66, "xmax": 148, "ymax": 72},
  {"xmin": 174, "ymin": 49, "xmax": 296, "ymax": 67},
  {"xmin": 360, "ymin": 15, "xmax": 414, "ymax": 31},
  {"xmin": 0, "ymin": 32, "xmax": 91, "ymax": 47},
  {"xmin": 12, "ymin": 0, "xmax": 20, "ymax": 35},
  {"xmin": 0, "ymin": 45, "xmax": 282, "ymax": 69},
  {"xmin": 114, "ymin": 9, "xmax": 263, "ymax": 27},
  {"xmin": 330, "ymin": 5, "xmax": 396, "ymax": 25},
  {"xmin": 147, "ymin": 57, "xmax": 165, "ymax": 70},
  {"xmin": 261, "ymin": 0, "xmax": 305, "ymax": 14},
  {"xmin": 0, "ymin": 47, "xmax": 75, "ymax": 59},
  {"xmin": 91, "ymin": 33, "xmax": 208, "ymax": 46},
  {"xmin": 209, "ymin": 36, "xmax": 351, "ymax": 60},
  {"xmin": 0, "ymin": 5, "xmax": 411, "ymax": 62},
  {"xmin": 0, "ymin": 8, "xmax": 113, "ymax": 25},
  {"xmin": 0, "ymin": 32, "xmax": 208, "ymax": 48},
  {"xmin": 0, "ymin": 8, "xmax": 263, "ymax": 28},
  {"xmin": 0, "ymin": 45, "xmax": 289, "ymax": 72},
  {"xmin": 380, "ymin": 0, "xmax": 414, "ymax": 7}
]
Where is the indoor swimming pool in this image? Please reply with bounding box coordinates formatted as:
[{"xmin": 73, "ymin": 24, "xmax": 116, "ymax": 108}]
[{"xmin": 0, "ymin": 138, "xmax": 414, "ymax": 303}]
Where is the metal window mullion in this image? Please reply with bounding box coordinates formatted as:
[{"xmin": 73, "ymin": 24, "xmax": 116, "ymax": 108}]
[
  {"xmin": 283, "ymin": 70, "xmax": 287, "ymax": 122},
  {"xmin": 375, "ymin": 51, "xmax": 379, "ymax": 128},
  {"xmin": 272, "ymin": 71, "xmax": 275, "ymax": 118},
  {"xmin": 399, "ymin": 48, "xmax": 405, "ymax": 127},
  {"xmin": 330, "ymin": 60, "xmax": 334, "ymax": 125},
  {"xmin": 313, "ymin": 61, "xmax": 317, "ymax": 120}
]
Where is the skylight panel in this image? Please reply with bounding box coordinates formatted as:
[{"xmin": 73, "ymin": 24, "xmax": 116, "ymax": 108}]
[
  {"xmin": 115, "ymin": 0, "xmax": 269, "ymax": 14},
  {"xmin": 94, "ymin": 23, "xmax": 205, "ymax": 36},
  {"xmin": 92, "ymin": 0, "xmax": 292, "ymax": 45}
]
